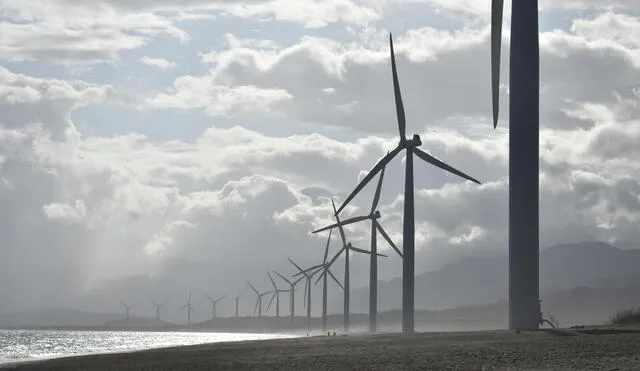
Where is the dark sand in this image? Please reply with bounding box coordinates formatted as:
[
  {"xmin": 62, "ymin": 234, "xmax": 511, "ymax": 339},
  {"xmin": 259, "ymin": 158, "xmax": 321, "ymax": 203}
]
[{"xmin": 4, "ymin": 329, "xmax": 640, "ymax": 370}]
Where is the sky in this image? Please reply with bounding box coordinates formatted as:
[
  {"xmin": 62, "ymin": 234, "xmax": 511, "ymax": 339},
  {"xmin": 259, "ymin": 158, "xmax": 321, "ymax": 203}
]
[{"xmin": 1, "ymin": 0, "xmax": 640, "ymax": 321}]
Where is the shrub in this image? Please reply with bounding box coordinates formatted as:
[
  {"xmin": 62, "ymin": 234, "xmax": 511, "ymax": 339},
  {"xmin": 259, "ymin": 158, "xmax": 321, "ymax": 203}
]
[{"xmin": 609, "ymin": 307, "xmax": 640, "ymax": 326}]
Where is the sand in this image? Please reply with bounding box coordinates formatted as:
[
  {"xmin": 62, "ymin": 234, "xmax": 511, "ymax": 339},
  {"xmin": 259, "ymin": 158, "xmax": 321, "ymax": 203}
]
[{"xmin": 4, "ymin": 328, "xmax": 640, "ymax": 370}]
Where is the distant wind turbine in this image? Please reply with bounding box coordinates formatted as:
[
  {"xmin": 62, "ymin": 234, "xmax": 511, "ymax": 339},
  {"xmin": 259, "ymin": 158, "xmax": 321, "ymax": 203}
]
[
  {"xmin": 313, "ymin": 168, "xmax": 401, "ymax": 332},
  {"xmin": 181, "ymin": 291, "xmax": 194, "ymax": 325},
  {"xmin": 288, "ymin": 258, "xmax": 322, "ymax": 333},
  {"xmin": 335, "ymin": 35, "xmax": 481, "ymax": 333},
  {"xmin": 490, "ymin": 0, "xmax": 541, "ymax": 330},
  {"xmin": 203, "ymin": 293, "xmax": 227, "ymax": 321},
  {"xmin": 266, "ymin": 272, "xmax": 291, "ymax": 319},
  {"xmin": 273, "ymin": 270, "xmax": 305, "ymax": 324},
  {"xmin": 233, "ymin": 287, "xmax": 246, "ymax": 318},
  {"xmin": 120, "ymin": 301, "xmax": 134, "ymax": 321},
  {"xmin": 149, "ymin": 299, "xmax": 166, "ymax": 321},
  {"xmin": 310, "ymin": 199, "xmax": 386, "ymax": 332},
  {"xmin": 309, "ymin": 229, "xmax": 344, "ymax": 332},
  {"xmin": 246, "ymin": 281, "xmax": 272, "ymax": 319}
]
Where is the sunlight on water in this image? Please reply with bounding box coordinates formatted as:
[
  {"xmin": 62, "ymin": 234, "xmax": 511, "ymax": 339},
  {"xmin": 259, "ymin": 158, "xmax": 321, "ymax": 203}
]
[{"xmin": 0, "ymin": 329, "xmax": 296, "ymax": 364}]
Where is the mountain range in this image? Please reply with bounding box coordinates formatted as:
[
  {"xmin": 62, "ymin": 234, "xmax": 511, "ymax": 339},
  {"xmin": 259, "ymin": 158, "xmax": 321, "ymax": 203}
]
[
  {"xmin": 2, "ymin": 241, "xmax": 639, "ymax": 329},
  {"xmin": 340, "ymin": 241, "xmax": 640, "ymax": 315}
]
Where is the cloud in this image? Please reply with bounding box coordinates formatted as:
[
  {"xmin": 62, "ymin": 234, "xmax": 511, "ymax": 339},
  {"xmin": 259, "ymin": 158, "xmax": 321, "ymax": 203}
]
[
  {"xmin": 139, "ymin": 57, "xmax": 177, "ymax": 70},
  {"xmin": 0, "ymin": 0, "xmax": 382, "ymax": 64},
  {"xmin": 1, "ymin": 2, "xmax": 640, "ymax": 321}
]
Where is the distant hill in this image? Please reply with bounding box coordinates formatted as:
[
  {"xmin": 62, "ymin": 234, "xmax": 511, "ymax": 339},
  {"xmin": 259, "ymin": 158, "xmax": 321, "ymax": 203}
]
[
  {"xmin": 103, "ymin": 317, "xmax": 174, "ymax": 329},
  {"xmin": 0, "ymin": 307, "xmax": 176, "ymax": 330},
  {"xmin": 0, "ymin": 307, "xmax": 121, "ymax": 328},
  {"xmin": 423, "ymin": 282, "xmax": 640, "ymax": 328},
  {"xmin": 340, "ymin": 241, "xmax": 640, "ymax": 313}
]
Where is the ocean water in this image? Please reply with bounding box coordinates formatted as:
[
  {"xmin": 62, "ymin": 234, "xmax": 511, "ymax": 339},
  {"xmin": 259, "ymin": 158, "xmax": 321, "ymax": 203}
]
[{"xmin": 0, "ymin": 329, "xmax": 295, "ymax": 365}]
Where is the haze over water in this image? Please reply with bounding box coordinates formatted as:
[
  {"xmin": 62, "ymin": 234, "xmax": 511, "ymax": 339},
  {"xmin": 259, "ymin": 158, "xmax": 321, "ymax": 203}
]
[{"xmin": 0, "ymin": 329, "xmax": 296, "ymax": 365}]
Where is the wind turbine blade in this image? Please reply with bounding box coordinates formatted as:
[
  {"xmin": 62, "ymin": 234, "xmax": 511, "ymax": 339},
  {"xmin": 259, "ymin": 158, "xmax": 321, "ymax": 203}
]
[
  {"xmin": 288, "ymin": 258, "xmax": 306, "ymax": 274},
  {"xmin": 254, "ymin": 298, "xmax": 259, "ymax": 315},
  {"xmin": 331, "ymin": 199, "xmax": 348, "ymax": 246},
  {"xmin": 371, "ymin": 162, "xmax": 386, "ymax": 214},
  {"xmin": 413, "ymin": 148, "xmax": 481, "ymax": 184},
  {"xmin": 322, "ymin": 229, "xmax": 332, "ymax": 263},
  {"xmin": 337, "ymin": 147, "xmax": 402, "ymax": 214},
  {"xmin": 203, "ymin": 293, "xmax": 213, "ymax": 302},
  {"xmin": 327, "ymin": 269, "xmax": 345, "ymax": 290},
  {"xmin": 491, "ymin": 0, "xmax": 504, "ymax": 129},
  {"xmin": 292, "ymin": 264, "xmax": 323, "ymax": 277},
  {"xmin": 273, "ymin": 270, "xmax": 293, "ymax": 285},
  {"xmin": 350, "ymin": 245, "xmax": 387, "ymax": 257},
  {"xmin": 267, "ymin": 292, "xmax": 277, "ymax": 312},
  {"xmin": 326, "ymin": 246, "xmax": 346, "ymax": 269},
  {"xmin": 314, "ymin": 270, "xmax": 326, "ymax": 286},
  {"xmin": 294, "ymin": 275, "xmax": 306, "ymax": 285},
  {"xmin": 303, "ymin": 279, "xmax": 309, "ymax": 307},
  {"xmin": 308, "ymin": 265, "xmax": 323, "ymax": 277},
  {"xmin": 312, "ymin": 215, "xmax": 369, "ymax": 234},
  {"xmin": 216, "ymin": 295, "xmax": 227, "ymax": 303},
  {"xmin": 376, "ymin": 221, "xmax": 402, "ymax": 258},
  {"xmin": 267, "ymin": 271, "xmax": 277, "ymax": 290},
  {"xmin": 246, "ymin": 281, "xmax": 259, "ymax": 294},
  {"xmin": 389, "ymin": 33, "xmax": 406, "ymax": 141}
]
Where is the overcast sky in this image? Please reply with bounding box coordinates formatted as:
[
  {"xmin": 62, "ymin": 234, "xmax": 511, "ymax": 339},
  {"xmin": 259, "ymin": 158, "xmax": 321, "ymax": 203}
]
[{"xmin": 1, "ymin": 0, "xmax": 639, "ymax": 320}]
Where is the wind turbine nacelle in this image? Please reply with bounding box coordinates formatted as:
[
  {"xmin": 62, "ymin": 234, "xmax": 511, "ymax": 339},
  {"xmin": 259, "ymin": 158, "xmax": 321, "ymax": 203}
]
[
  {"xmin": 373, "ymin": 210, "xmax": 381, "ymax": 219},
  {"xmin": 401, "ymin": 134, "xmax": 422, "ymax": 147}
]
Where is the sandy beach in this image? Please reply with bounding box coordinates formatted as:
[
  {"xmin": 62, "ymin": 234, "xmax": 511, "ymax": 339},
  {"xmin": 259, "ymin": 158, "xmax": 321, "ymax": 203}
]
[{"xmin": 4, "ymin": 328, "xmax": 640, "ymax": 370}]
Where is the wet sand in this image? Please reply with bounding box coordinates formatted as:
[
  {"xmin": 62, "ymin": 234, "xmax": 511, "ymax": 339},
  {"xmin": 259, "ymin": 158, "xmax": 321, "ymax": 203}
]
[{"xmin": 4, "ymin": 329, "xmax": 640, "ymax": 370}]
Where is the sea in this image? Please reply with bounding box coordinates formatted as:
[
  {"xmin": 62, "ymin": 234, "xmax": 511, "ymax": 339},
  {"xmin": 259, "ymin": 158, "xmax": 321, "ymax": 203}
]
[{"xmin": 0, "ymin": 329, "xmax": 296, "ymax": 366}]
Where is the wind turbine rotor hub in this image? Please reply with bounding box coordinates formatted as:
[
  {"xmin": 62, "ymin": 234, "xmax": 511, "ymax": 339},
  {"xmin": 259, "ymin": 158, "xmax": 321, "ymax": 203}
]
[
  {"xmin": 373, "ymin": 210, "xmax": 381, "ymax": 219},
  {"xmin": 402, "ymin": 134, "xmax": 422, "ymax": 148}
]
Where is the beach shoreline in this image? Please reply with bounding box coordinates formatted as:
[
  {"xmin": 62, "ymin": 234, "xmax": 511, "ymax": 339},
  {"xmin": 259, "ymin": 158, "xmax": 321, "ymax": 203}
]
[
  {"xmin": 0, "ymin": 330, "xmax": 302, "ymax": 369},
  {"xmin": 4, "ymin": 328, "xmax": 640, "ymax": 370}
]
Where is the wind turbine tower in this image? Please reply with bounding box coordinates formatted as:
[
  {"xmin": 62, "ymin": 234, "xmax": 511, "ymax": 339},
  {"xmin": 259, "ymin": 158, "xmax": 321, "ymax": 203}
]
[
  {"xmin": 120, "ymin": 301, "xmax": 134, "ymax": 321},
  {"xmin": 289, "ymin": 258, "xmax": 323, "ymax": 333},
  {"xmin": 149, "ymin": 299, "xmax": 165, "ymax": 321},
  {"xmin": 266, "ymin": 272, "xmax": 291, "ymax": 319},
  {"xmin": 313, "ymin": 167, "xmax": 401, "ymax": 332},
  {"xmin": 336, "ymin": 35, "xmax": 481, "ymax": 333},
  {"xmin": 490, "ymin": 0, "xmax": 541, "ymax": 330},
  {"xmin": 313, "ymin": 199, "xmax": 386, "ymax": 332},
  {"xmin": 181, "ymin": 291, "xmax": 194, "ymax": 325},
  {"xmin": 273, "ymin": 270, "xmax": 304, "ymax": 324},
  {"xmin": 247, "ymin": 281, "xmax": 272, "ymax": 319},
  {"xmin": 204, "ymin": 293, "xmax": 227, "ymax": 321}
]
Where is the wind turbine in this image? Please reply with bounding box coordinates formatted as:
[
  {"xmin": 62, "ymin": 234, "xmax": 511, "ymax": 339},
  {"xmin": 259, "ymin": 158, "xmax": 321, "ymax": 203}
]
[
  {"xmin": 204, "ymin": 293, "xmax": 227, "ymax": 321},
  {"xmin": 273, "ymin": 270, "xmax": 305, "ymax": 324},
  {"xmin": 313, "ymin": 167, "xmax": 401, "ymax": 332},
  {"xmin": 266, "ymin": 272, "xmax": 291, "ymax": 319},
  {"xmin": 491, "ymin": 0, "xmax": 541, "ymax": 331},
  {"xmin": 311, "ymin": 199, "xmax": 386, "ymax": 332},
  {"xmin": 308, "ymin": 229, "xmax": 345, "ymax": 332},
  {"xmin": 181, "ymin": 291, "xmax": 194, "ymax": 325},
  {"xmin": 120, "ymin": 301, "xmax": 133, "ymax": 321},
  {"xmin": 233, "ymin": 288, "xmax": 246, "ymax": 318},
  {"xmin": 335, "ymin": 35, "xmax": 481, "ymax": 333},
  {"xmin": 246, "ymin": 281, "xmax": 272, "ymax": 319},
  {"xmin": 149, "ymin": 299, "xmax": 165, "ymax": 321},
  {"xmin": 288, "ymin": 258, "xmax": 322, "ymax": 333}
]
